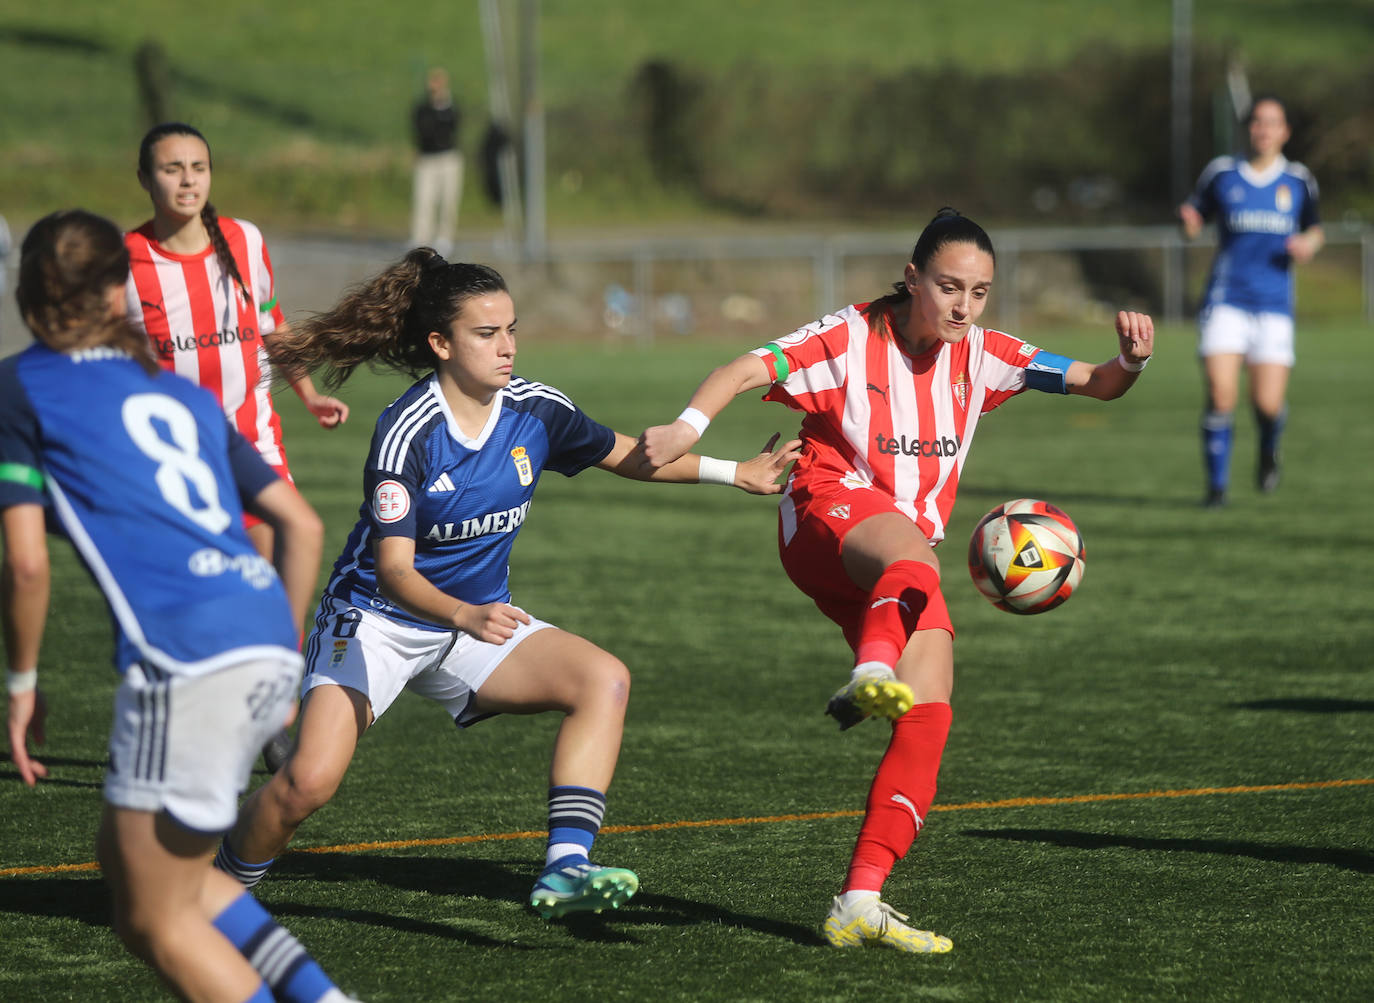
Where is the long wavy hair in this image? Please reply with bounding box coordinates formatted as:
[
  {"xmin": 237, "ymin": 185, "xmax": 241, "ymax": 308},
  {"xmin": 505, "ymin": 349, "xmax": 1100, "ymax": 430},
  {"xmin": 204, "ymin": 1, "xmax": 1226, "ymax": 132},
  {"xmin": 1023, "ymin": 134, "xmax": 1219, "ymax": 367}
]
[
  {"xmin": 861, "ymin": 207, "xmax": 997, "ymax": 339},
  {"xmin": 138, "ymin": 121, "xmax": 251, "ymax": 303},
  {"xmin": 267, "ymin": 249, "xmax": 509, "ymax": 390},
  {"xmin": 17, "ymin": 210, "xmax": 157, "ymax": 372}
]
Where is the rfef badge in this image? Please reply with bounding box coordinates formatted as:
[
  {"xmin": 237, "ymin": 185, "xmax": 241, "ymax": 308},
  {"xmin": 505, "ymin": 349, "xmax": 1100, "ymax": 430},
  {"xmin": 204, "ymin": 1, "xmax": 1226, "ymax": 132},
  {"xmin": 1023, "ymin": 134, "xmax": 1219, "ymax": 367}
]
[{"xmin": 510, "ymin": 446, "xmax": 534, "ymax": 486}]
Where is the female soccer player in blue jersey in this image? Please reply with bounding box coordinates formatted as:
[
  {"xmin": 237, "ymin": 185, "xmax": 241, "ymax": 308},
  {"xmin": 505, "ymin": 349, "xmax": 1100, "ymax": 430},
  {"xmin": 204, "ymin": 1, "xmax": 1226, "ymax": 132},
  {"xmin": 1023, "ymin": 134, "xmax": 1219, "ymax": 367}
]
[
  {"xmin": 213, "ymin": 249, "xmax": 801, "ymax": 920},
  {"xmin": 1, "ymin": 210, "xmax": 358, "ymax": 1003},
  {"xmin": 1178, "ymin": 94, "xmax": 1323, "ymax": 506}
]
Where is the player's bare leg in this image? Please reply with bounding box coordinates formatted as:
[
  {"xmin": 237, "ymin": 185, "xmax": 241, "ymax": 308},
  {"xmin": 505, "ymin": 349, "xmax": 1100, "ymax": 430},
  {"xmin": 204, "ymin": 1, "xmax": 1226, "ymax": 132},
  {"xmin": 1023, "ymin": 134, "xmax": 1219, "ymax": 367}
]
[
  {"xmin": 472, "ymin": 628, "xmax": 637, "ymax": 918},
  {"xmin": 223, "ymin": 684, "xmax": 372, "ymax": 878},
  {"xmin": 99, "ymin": 806, "xmax": 267, "ymax": 1002}
]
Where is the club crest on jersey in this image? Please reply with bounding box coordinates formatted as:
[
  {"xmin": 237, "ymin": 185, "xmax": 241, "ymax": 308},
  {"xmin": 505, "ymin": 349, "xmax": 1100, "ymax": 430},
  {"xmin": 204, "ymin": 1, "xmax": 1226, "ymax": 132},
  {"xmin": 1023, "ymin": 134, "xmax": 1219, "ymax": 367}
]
[
  {"xmin": 840, "ymin": 469, "xmax": 873, "ymax": 491},
  {"xmin": 1275, "ymin": 184, "xmax": 1292, "ymax": 213},
  {"xmin": 372, "ymin": 479, "xmax": 411, "ymax": 524},
  {"xmin": 828, "ymin": 503, "xmax": 851, "ymax": 520},
  {"xmin": 510, "ymin": 446, "xmax": 534, "ymax": 486},
  {"xmin": 952, "ymin": 369, "xmax": 970, "ymax": 411}
]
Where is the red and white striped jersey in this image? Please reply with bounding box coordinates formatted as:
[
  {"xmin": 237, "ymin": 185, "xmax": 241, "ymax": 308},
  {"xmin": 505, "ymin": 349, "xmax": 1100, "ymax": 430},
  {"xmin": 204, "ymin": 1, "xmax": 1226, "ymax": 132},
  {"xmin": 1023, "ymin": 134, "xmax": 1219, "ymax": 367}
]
[
  {"xmin": 753, "ymin": 303, "xmax": 1055, "ymax": 546},
  {"xmin": 124, "ymin": 218, "xmax": 288, "ymax": 467}
]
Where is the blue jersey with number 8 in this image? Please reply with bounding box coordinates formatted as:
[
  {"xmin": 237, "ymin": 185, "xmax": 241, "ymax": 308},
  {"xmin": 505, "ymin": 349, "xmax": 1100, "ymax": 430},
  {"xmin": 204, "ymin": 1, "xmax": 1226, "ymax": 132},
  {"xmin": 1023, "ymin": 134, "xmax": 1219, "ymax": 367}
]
[{"xmin": 0, "ymin": 344, "xmax": 300, "ymax": 676}]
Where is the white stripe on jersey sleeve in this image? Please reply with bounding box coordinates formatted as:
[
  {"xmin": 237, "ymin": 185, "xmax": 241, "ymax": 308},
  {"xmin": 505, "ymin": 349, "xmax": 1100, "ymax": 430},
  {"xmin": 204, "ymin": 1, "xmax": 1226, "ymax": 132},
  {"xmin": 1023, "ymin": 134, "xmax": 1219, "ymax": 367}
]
[
  {"xmin": 379, "ymin": 388, "xmax": 442, "ymax": 474},
  {"xmin": 504, "ymin": 377, "xmax": 576, "ymax": 411}
]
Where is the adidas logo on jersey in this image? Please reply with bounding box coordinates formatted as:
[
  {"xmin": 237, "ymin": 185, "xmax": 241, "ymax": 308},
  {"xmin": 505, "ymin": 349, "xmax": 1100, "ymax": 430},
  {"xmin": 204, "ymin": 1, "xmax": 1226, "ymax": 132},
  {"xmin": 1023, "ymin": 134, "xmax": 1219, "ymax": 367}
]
[{"xmin": 428, "ymin": 472, "xmax": 456, "ymax": 493}]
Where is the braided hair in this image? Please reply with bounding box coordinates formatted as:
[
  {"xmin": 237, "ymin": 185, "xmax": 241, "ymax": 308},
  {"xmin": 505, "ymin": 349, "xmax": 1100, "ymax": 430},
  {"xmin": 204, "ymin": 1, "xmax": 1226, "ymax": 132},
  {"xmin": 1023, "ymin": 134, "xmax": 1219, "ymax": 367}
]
[
  {"xmin": 137, "ymin": 122, "xmax": 251, "ymax": 303},
  {"xmin": 266, "ymin": 248, "xmax": 508, "ymax": 390}
]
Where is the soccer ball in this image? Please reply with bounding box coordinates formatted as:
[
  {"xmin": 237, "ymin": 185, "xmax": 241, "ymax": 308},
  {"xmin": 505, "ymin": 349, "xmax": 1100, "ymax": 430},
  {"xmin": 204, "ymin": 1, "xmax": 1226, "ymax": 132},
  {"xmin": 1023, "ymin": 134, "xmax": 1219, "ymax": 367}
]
[{"xmin": 967, "ymin": 498, "xmax": 1085, "ymax": 614}]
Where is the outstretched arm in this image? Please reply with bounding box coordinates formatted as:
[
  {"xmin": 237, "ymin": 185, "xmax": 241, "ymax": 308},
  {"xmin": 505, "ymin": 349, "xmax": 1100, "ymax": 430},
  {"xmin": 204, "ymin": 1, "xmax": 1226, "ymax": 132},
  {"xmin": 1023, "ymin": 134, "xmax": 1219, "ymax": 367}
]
[
  {"xmin": 598, "ymin": 431, "xmax": 801, "ymax": 494},
  {"xmin": 1066, "ymin": 310, "xmax": 1155, "ymax": 401},
  {"xmin": 2, "ymin": 503, "xmax": 50, "ymax": 786},
  {"xmin": 637, "ymin": 353, "xmax": 774, "ymax": 469}
]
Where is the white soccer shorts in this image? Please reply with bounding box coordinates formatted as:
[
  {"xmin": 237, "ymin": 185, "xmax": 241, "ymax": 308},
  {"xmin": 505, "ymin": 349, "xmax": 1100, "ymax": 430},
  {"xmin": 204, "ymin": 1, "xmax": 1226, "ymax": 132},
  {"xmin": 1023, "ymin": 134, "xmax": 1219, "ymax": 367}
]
[
  {"xmin": 302, "ymin": 594, "xmax": 552, "ymax": 726},
  {"xmin": 1198, "ymin": 303, "xmax": 1295, "ymax": 366},
  {"xmin": 104, "ymin": 655, "xmax": 302, "ymax": 834}
]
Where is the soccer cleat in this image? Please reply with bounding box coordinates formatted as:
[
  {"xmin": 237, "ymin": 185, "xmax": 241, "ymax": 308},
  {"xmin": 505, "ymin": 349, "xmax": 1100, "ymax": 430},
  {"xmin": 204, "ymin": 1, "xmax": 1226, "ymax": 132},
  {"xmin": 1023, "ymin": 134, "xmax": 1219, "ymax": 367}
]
[
  {"xmin": 1258, "ymin": 453, "xmax": 1280, "ymax": 493},
  {"xmin": 528, "ymin": 856, "xmax": 639, "ymax": 920},
  {"xmin": 825, "ymin": 666, "xmax": 914, "ymax": 730},
  {"xmin": 1202, "ymin": 487, "xmax": 1228, "ymax": 509},
  {"xmin": 823, "ymin": 895, "xmax": 952, "ymax": 954}
]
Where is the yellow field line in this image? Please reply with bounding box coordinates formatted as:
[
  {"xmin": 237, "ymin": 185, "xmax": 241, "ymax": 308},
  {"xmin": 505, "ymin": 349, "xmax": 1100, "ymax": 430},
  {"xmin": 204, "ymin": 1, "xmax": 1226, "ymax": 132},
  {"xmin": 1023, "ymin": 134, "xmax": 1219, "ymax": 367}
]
[{"xmin": 4, "ymin": 777, "xmax": 1370, "ymax": 879}]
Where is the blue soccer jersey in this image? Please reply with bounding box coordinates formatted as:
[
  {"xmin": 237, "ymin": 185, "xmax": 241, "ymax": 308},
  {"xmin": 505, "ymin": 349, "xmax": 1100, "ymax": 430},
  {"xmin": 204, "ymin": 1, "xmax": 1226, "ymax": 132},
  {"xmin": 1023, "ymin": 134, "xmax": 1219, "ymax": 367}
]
[
  {"xmin": 0, "ymin": 344, "xmax": 299, "ymax": 676},
  {"xmin": 1187, "ymin": 155, "xmax": 1320, "ymax": 315},
  {"xmin": 324, "ymin": 374, "xmax": 616, "ymax": 630}
]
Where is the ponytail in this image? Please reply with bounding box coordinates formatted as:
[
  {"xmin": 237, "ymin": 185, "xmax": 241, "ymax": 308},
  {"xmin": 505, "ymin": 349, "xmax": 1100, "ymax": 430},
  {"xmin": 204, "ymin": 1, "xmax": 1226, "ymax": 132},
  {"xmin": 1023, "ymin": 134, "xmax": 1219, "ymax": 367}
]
[{"xmin": 266, "ymin": 248, "xmax": 508, "ymax": 390}]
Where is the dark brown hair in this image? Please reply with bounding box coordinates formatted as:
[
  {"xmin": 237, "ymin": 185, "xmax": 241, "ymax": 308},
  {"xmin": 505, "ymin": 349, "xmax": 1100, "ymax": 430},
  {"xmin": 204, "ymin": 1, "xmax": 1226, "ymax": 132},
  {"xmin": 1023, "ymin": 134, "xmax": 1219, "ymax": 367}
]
[
  {"xmin": 861, "ymin": 207, "xmax": 997, "ymax": 338},
  {"xmin": 267, "ymin": 248, "xmax": 508, "ymax": 390},
  {"xmin": 17, "ymin": 210, "xmax": 157, "ymax": 371},
  {"xmin": 138, "ymin": 122, "xmax": 250, "ymax": 303}
]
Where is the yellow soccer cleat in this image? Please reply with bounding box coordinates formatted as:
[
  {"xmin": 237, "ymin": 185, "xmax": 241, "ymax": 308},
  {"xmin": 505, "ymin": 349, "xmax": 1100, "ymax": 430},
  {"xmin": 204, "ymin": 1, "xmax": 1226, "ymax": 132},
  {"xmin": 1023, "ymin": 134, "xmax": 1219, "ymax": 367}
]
[
  {"xmin": 823, "ymin": 895, "xmax": 952, "ymax": 954},
  {"xmin": 825, "ymin": 665, "xmax": 914, "ymax": 730}
]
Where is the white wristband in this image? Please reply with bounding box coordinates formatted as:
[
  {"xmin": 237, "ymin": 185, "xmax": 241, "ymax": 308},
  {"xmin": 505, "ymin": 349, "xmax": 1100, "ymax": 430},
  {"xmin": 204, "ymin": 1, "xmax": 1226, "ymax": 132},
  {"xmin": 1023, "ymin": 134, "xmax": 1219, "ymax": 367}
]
[
  {"xmin": 677, "ymin": 407, "xmax": 710, "ymax": 437},
  {"xmin": 6, "ymin": 669, "xmax": 38, "ymax": 695},
  {"xmin": 1117, "ymin": 353, "xmax": 1149, "ymax": 373},
  {"xmin": 697, "ymin": 456, "xmax": 738, "ymax": 487}
]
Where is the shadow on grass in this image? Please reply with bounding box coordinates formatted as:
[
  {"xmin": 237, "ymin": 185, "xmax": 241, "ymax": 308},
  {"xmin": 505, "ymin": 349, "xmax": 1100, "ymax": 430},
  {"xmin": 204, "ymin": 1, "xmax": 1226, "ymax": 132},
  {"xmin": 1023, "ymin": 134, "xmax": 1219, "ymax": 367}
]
[
  {"xmin": 272, "ymin": 852, "xmax": 822, "ymax": 946},
  {"xmin": 0, "ymin": 755, "xmax": 106, "ymax": 789},
  {"xmin": 0, "ymin": 875, "xmax": 108, "ymax": 925},
  {"xmin": 1230, "ymin": 697, "xmax": 1374, "ymax": 713},
  {"xmin": 961, "ymin": 828, "xmax": 1374, "ymax": 873}
]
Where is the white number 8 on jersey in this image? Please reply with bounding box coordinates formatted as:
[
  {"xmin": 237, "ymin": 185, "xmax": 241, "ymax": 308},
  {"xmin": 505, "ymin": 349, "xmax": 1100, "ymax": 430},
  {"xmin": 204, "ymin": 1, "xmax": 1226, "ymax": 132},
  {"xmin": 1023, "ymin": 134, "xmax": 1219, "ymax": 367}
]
[{"xmin": 122, "ymin": 393, "xmax": 232, "ymax": 534}]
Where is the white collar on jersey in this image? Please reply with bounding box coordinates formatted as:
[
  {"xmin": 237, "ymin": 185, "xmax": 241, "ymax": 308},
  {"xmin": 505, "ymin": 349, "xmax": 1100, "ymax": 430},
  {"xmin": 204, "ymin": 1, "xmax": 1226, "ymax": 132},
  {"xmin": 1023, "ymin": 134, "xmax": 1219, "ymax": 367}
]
[
  {"xmin": 428, "ymin": 374, "xmax": 504, "ymax": 450},
  {"xmin": 1238, "ymin": 155, "xmax": 1290, "ymax": 188}
]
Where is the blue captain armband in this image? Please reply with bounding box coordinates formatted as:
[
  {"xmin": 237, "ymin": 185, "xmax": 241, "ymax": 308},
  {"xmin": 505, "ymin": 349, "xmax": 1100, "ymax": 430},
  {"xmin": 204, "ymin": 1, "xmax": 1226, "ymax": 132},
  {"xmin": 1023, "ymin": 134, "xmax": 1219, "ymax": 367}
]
[{"xmin": 1023, "ymin": 350, "xmax": 1073, "ymax": 394}]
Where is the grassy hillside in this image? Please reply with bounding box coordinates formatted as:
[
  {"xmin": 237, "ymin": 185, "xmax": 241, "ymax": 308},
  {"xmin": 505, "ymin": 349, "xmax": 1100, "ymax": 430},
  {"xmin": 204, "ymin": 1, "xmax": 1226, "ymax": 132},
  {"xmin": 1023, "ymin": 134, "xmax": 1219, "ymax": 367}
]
[{"xmin": 2, "ymin": 1, "xmax": 1372, "ymax": 232}]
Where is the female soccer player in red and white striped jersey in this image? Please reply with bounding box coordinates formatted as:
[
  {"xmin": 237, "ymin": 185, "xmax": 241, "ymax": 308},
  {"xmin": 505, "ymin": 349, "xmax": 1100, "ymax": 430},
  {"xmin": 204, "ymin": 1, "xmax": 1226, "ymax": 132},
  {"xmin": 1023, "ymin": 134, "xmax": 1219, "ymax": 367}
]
[
  {"xmin": 125, "ymin": 122, "xmax": 350, "ymax": 563},
  {"xmin": 639, "ymin": 207, "xmax": 1154, "ymax": 955}
]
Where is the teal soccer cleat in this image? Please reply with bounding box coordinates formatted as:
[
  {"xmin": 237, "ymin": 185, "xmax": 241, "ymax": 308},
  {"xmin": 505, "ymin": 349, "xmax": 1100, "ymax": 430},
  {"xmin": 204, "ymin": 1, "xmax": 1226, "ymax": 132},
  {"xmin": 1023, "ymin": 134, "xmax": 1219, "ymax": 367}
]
[{"xmin": 529, "ymin": 856, "xmax": 639, "ymax": 920}]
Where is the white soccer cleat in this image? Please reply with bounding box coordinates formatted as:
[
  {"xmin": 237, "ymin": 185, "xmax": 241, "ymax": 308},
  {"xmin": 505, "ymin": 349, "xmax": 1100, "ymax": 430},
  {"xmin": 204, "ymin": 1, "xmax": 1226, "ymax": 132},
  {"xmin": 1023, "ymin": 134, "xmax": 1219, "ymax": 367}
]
[{"xmin": 823, "ymin": 895, "xmax": 952, "ymax": 953}]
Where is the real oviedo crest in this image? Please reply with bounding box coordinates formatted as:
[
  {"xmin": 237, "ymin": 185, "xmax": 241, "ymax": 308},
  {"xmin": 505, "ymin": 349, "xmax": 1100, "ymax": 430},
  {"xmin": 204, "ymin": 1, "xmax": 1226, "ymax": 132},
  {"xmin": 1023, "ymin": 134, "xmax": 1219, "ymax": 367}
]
[
  {"xmin": 1275, "ymin": 184, "xmax": 1292, "ymax": 213},
  {"xmin": 510, "ymin": 446, "xmax": 534, "ymax": 486}
]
